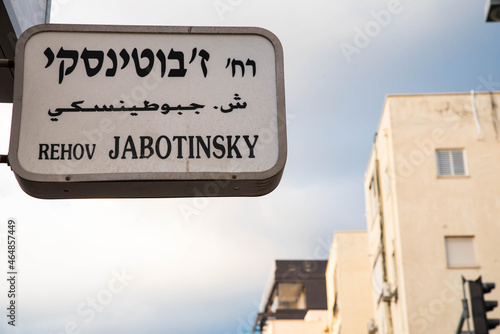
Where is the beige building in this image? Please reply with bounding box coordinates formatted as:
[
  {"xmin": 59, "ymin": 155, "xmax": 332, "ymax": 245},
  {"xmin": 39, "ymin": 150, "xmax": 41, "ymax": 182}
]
[
  {"xmin": 261, "ymin": 311, "xmax": 329, "ymax": 334},
  {"xmin": 326, "ymin": 231, "xmax": 374, "ymax": 334},
  {"xmin": 257, "ymin": 92, "xmax": 500, "ymax": 334},
  {"xmin": 252, "ymin": 260, "xmax": 329, "ymax": 334},
  {"xmin": 363, "ymin": 92, "xmax": 500, "ymax": 333}
]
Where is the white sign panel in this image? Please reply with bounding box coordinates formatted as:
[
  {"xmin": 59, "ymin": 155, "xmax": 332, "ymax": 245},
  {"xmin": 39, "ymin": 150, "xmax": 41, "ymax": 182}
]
[{"xmin": 9, "ymin": 25, "xmax": 286, "ymax": 198}]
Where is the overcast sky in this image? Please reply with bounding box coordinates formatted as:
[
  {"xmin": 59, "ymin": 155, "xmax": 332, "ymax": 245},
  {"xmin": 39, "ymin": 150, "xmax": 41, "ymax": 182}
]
[{"xmin": 1, "ymin": 0, "xmax": 500, "ymax": 333}]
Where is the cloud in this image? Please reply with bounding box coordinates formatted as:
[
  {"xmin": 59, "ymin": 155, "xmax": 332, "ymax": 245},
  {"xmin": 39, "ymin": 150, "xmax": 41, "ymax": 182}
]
[{"xmin": 3, "ymin": 0, "xmax": 496, "ymax": 333}]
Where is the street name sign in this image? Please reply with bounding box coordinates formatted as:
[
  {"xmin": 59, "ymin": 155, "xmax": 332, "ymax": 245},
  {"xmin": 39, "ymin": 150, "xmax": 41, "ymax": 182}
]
[{"xmin": 9, "ymin": 24, "xmax": 286, "ymax": 199}]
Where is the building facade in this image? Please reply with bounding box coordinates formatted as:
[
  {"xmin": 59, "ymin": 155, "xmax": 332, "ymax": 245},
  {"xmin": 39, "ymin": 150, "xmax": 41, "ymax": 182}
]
[
  {"xmin": 326, "ymin": 231, "xmax": 374, "ymax": 334},
  {"xmin": 364, "ymin": 92, "xmax": 500, "ymax": 333},
  {"xmin": 254, "ymin": 92, "xmax": 500, "ymax": 334}
]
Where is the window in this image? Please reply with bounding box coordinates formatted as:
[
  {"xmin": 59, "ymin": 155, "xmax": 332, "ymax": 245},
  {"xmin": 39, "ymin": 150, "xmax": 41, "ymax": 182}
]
[
  {"xmin": 436, "ymin": 149, "xmax": 467, "ymax": 176},
  {"xmin": 272, "ymin": 283, "xmax": 306, "ymax": 310},
  {"xmin": 445, "ymin": 236, "xmax": 476, "ymax": 267}
]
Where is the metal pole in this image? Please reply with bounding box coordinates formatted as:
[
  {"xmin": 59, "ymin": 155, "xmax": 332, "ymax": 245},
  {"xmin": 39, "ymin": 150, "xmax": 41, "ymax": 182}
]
[
  {"xmin": 457, "ymin": 311, "xmax": 465, "ymax": 334},
  {"xmin": 462, "ymin": 276, "xmax": 472, "ymax": 334},
  {"xmin": 0, "ymin": 59, "xmax": 14, "ymax": 68}
]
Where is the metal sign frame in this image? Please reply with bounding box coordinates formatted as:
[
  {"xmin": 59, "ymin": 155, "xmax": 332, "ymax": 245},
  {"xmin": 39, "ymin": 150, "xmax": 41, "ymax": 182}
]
[{"xmin": 9, "ymin": 24, "xmax": 286, "ymax": 199}]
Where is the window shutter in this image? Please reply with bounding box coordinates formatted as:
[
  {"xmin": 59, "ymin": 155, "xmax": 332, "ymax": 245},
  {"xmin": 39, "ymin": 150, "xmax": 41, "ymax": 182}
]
[
  {"xmin": 445, "ymin": 236, "xmax": 476, "ymax": 267},
  {"xmin": 436, "ymin": 150, "xmax": 451, "ymax": 176},
  {"xmin": 451, "ymin": 150, "xmax": 466, "ymax": 175},
  {"xmin": 436, "ymin": 149, "xmax": 466, "ymax": 176}
]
